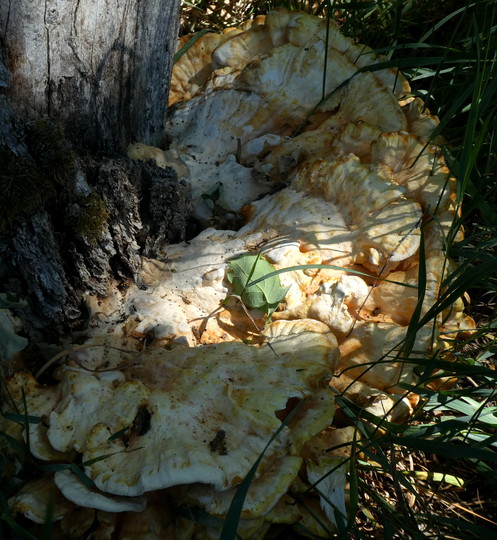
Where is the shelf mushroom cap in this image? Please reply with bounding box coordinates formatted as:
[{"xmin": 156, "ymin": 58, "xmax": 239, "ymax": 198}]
[
  {"xmin": 76, "ymin": 322, "xmax": 337, "ymax": 497},
  {"xmin": 54, "ymin": 470, "xmax": 147, "ymax": 513}
]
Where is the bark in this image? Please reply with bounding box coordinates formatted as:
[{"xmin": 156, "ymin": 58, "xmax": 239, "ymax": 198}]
[
  {"xmin": 0, "ymin": 0, "xmax": 181, "ymax": 152},
  {"xmin": 0, "ymin": 2, "xmax": 189, "ymax": 341},
  {"xmin": 0, "ymin": 125, "xmax": 190, "ymax": 339}
]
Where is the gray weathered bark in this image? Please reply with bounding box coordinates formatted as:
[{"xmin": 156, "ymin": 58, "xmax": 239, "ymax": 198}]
[
  {"xmin": 0, "ymin": 1, "xmax": 190, "ymax": 342},
  {"xmin": 0, "ymin": 0, "xmax": 181, "ymax": 151},
  {"xmin": 0, "ymin": 154, "xmax": 189, "ymax": 339}
]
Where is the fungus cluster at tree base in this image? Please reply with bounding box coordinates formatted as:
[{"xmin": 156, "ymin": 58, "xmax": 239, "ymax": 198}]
[{"xmin": 1, "ymin": 8, "xmax": 474, "ymax": 539}]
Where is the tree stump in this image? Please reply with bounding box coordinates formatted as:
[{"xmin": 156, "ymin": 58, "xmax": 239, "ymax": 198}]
[
  {"xmin": 0, "ymin": 1, "xmax": 187, "ymax": 341},
  {"xmin": 0, "ymin": 0, "xmax": 181, "ymax": 151}
]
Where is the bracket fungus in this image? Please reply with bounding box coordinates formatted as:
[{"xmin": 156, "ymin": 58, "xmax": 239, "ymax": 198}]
[{"xmin": 2, "ymin": 8, "xmax": 474, "ymax": 539}]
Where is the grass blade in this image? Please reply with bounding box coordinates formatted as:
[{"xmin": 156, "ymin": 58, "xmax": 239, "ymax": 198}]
[{"xmin": 220, "ymin": 400, "xmax": 305, "ymax": 540}]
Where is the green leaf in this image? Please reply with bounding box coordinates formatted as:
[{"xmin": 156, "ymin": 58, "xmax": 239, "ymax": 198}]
[
  {"xmin": 201, "ymin": 182, "xmax": 223, "ymax": 203},
  {"xmin": 227, "ymin": 254, "xmax": 290, "ymax": 319}
]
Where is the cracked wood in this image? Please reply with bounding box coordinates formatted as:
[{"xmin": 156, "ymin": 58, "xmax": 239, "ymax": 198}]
[{"xmin": 0, "ymin": 0, "xmax": 181, "ymax": 151}]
